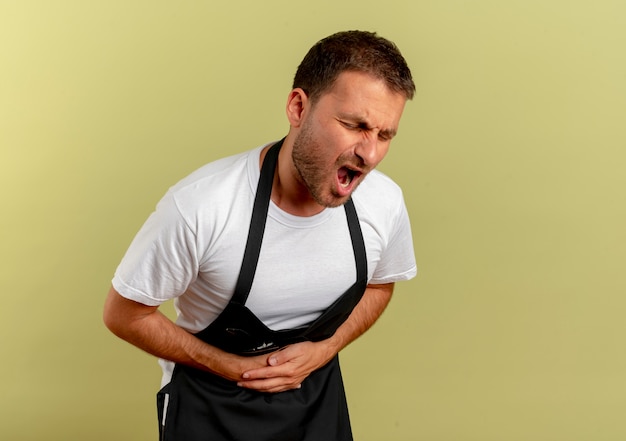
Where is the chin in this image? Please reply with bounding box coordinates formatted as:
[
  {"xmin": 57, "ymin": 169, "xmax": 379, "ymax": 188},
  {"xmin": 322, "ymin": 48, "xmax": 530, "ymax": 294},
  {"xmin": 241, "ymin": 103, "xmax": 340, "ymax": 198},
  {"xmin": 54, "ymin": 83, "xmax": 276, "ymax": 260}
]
[{"xmin": 316, "ymin": 193, "xmax": 351, "ymax": 208}]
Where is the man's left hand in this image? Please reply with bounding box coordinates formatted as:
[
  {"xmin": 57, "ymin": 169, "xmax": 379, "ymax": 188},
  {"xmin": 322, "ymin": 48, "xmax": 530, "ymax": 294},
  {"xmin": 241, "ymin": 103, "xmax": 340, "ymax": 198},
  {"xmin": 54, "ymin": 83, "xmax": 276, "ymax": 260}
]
[{"xmin": 237, "ymin": 340, "xmax": 335, "ymax": 393}]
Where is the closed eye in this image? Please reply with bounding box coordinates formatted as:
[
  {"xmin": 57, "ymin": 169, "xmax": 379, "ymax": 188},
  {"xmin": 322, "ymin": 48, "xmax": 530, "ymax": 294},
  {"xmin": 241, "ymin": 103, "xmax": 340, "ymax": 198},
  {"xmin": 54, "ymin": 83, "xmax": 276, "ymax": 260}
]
[
  {"xmin": 339, "ymin": 120, "xmax": 395, "ymax": 142},
  {"xmin": 340, "ymin": 120, "xmax": 361, "ymax": 130}
]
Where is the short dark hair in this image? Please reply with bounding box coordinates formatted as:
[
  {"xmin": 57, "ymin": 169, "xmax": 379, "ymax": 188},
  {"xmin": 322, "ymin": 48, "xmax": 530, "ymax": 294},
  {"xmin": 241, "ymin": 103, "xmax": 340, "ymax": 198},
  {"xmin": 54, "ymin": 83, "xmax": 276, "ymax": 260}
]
[{"xmin": 293, "ymin": 30, "xmax": 415, "ymax": 103}]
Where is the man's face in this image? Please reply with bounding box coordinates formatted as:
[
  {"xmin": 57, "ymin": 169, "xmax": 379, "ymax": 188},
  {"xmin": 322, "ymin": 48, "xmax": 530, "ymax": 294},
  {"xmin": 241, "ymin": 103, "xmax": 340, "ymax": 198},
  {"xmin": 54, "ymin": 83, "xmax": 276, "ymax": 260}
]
[{"xmin": 292, "ymin": 70, "xmax": 407, "ymax": 208}]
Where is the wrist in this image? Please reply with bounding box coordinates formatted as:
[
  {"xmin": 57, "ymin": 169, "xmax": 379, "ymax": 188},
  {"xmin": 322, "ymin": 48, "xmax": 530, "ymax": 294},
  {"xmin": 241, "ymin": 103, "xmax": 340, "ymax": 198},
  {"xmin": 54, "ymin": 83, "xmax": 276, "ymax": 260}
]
[{"xmin": 317, "ymin": 334, "xmax": 344, "ymax": 362}]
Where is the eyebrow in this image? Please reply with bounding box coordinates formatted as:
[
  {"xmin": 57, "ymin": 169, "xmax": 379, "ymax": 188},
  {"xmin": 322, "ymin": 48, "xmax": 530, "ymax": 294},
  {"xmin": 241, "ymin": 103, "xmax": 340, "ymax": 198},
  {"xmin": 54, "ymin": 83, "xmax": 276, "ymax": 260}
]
[{"xmin": 379, "ymin": 127, "xmax": 397, "ymax": 139}]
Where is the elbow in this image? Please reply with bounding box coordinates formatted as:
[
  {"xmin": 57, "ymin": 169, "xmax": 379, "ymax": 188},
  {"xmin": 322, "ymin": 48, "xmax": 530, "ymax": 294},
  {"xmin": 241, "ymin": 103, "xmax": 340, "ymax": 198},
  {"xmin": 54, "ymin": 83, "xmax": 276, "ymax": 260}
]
[
  {"xmin": 102, "ymin": 286, "xmax": 128, "ymax": 338},
  {"xmin": 102, "ymin": 306, "xmax": 116, "ymax": 333},
  {"xmin": 102, "ymin": 297, "xmax": 120, "ymax": 335}
]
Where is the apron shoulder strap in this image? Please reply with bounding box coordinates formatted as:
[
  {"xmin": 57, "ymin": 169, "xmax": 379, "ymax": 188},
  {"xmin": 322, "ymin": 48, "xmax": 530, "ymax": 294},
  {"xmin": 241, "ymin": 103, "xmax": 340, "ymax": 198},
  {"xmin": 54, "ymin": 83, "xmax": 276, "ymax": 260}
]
[
  {"xmin": 231, "ymin": 139, "xmax": 283, "ymax": 305},
  {"xmin": 344, "ymin": 197, "xmax": 367, "ymax": 282}
]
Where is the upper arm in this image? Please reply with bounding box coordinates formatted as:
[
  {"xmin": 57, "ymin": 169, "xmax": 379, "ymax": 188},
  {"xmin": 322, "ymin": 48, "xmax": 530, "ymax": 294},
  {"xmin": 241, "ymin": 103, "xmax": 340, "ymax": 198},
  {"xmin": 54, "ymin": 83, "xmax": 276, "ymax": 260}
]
[
  {"xmin": 112, "ymin": 191, "xmax": 200, "ymax": 306},
  {"xmin": 360, "ymin": 282, "xmax": 395, "ymax": 317},
  {"xmin": 365, "ymin": 282, "xmax": 395, "ymax": 299},
  {"xmin": 103, "ymin": 286, "xmax": 158, "ymax": 337}
]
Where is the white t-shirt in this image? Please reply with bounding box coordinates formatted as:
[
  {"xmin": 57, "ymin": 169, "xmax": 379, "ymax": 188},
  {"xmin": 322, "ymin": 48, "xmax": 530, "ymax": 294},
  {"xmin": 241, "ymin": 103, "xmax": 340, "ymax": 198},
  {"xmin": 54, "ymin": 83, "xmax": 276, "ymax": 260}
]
[{"xmin": 113, "ymin": 142, "xmax": 417, "ymax": 384}]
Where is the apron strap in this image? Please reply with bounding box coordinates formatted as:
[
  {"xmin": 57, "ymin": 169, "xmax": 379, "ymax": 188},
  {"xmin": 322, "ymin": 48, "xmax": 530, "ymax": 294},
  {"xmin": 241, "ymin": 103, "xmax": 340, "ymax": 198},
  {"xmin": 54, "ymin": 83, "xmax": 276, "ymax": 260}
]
[
  {"xmin": 344, "ymin": 197, "xmax": 367, "ymax": 282},
  {"xmin": 231, "ymin": 139, "xmax": 282, "ymax": 305},
  {"xmin": 231, "ymin": 138, "xmax": 368, "ymax": 305}
]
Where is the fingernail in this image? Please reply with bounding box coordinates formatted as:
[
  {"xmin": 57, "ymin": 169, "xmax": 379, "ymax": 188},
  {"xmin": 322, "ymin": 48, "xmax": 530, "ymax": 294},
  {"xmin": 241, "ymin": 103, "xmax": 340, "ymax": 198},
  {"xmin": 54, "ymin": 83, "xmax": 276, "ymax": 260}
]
[{"xmin": 269, "ymin": 357, "xmax": 278, "ymax": 366}]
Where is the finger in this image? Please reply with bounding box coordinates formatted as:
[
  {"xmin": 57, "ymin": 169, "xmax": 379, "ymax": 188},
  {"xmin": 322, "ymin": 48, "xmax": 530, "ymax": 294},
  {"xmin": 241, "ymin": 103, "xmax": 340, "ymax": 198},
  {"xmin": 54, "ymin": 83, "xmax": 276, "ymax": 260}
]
[
  {"xmin": 266, "ymin": 343, "xmax": 308, "ymax": 366},
  {"xmin": 237, "ymin": 377, "xmax": 302, "ymax": 393},
  {"xmin": 241, "ymin": 366, "xmax": 275, "ymax": 380},
  {"xmin": 242, "ymin": 361, "xmax": 299, "ymax": 380}
]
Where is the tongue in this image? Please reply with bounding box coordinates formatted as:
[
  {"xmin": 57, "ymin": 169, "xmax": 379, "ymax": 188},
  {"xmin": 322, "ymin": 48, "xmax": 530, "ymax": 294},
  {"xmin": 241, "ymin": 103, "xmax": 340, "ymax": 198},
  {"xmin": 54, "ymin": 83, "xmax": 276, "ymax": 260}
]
[{"xmin": 338, "ymin": 168, "xmax": 351, "ymax": 187}]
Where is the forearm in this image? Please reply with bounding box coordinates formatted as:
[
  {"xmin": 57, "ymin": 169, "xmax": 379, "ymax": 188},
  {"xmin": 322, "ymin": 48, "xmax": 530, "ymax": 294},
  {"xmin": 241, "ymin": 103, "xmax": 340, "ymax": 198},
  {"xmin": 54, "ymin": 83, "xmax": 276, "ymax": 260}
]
[
  {"xmin": 103, "ymin": 287, "xmax": 262, "ymax": 381},
  {"xmin": 322, "ymin": 282, "xmax": 395, "ymax": 356},
  {"xmin": 104, "ymin": 300, "xmax": 212, "ymax": 370}
]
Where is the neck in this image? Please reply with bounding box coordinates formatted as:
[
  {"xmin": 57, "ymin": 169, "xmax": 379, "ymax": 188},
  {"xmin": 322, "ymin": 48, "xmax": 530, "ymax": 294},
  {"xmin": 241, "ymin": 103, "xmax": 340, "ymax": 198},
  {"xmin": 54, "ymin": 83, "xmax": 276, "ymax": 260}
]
[{"xmin": 263, "ymin": 134, "xmax": 325, "ymax": 217}]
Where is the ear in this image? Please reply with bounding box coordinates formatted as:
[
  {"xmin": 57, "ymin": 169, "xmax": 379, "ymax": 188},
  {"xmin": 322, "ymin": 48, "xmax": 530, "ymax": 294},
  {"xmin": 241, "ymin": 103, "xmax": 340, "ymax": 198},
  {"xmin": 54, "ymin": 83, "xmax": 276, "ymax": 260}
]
[{"xmin": 285, "ymin": 88, "xmax": 309, "ymax": 128}]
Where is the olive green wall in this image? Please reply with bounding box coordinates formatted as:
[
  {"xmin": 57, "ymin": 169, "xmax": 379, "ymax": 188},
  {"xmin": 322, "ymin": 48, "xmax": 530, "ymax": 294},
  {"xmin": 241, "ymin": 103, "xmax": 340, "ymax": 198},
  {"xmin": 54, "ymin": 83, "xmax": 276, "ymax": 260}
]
[{"xmin": 2, "ymin": 1, "xmax": 625, "ymax": 440}]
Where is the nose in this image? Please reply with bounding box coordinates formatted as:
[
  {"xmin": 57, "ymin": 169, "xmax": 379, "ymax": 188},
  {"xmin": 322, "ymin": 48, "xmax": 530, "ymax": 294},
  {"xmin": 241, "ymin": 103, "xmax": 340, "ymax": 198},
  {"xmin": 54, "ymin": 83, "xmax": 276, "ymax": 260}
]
[{"xmin": 354, "ymin": 135, "xmax": 385, "ymax": 168}]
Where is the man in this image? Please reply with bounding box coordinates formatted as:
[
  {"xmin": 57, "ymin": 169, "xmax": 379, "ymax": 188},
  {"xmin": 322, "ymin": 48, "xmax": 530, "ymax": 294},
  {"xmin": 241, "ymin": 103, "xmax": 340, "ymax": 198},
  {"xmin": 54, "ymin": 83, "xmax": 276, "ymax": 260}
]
[{"xmin": 104, "ymin": 30, "xmax": 416, "ymax": 440}]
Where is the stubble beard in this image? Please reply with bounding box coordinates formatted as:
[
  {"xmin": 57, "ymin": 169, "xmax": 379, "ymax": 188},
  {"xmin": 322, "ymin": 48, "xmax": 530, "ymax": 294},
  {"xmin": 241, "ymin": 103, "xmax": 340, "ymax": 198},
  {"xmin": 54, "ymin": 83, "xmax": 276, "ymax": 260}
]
[{"xmin": 291, "ymin": 124, "xmax": 348, "ymax": 208}]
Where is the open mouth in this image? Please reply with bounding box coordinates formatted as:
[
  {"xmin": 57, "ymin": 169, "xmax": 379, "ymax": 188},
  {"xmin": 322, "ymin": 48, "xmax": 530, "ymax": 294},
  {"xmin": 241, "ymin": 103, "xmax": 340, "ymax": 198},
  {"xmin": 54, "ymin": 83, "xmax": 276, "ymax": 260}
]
[{"xmin": 338, "ymin": 166, "xmax": 361, "ymax": 189}]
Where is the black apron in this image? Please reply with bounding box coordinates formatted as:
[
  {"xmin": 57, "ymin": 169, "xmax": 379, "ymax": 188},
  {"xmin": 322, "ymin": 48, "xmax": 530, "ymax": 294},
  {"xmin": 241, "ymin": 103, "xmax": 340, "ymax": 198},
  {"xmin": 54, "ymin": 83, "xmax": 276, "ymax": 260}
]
[{"xmin": 157, "ymin": 139, "xmax": 368, "ymax": 441}]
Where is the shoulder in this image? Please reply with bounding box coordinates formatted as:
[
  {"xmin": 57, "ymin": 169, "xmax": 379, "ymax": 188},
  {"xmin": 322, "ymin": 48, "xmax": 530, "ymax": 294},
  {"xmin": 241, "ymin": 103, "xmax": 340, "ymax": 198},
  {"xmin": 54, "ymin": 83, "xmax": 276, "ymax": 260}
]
[
  {"xmin": 352, "ymin": 169, "xmax": 406, "ymax": 215},
  {"xmin": 172, "ymin": 148, "xmax": 258, "ymax": 196},
  {"xmin": 145, "ymin": 145, "xmax": 265, "ymax": 238},
  {"xmin": 163, "ymin": 145, "xmax": 264, "ymax": 213},
  {"xmin": 351, "ymin": 169, "xmax": 411, "ymax": 241}
]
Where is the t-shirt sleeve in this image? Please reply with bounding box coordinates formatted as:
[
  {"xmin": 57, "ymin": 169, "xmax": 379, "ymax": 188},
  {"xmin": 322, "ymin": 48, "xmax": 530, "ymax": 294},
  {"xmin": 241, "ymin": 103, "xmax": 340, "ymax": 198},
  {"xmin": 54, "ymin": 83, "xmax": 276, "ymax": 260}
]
[
  {"xmin": 112, "ymin": 191, "xmax": 199, "ymax": 306},
  {"xmin": 369, "ymin": 196, "xmax": 417, "ymax": 284}
]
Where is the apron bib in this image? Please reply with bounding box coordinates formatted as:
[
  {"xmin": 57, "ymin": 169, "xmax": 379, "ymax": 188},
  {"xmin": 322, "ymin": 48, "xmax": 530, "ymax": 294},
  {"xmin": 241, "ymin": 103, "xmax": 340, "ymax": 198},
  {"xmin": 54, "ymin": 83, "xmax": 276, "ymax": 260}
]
[{"xmin": 157, "ymin": 139, "xmax": 368, "ymax": 441}]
